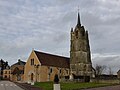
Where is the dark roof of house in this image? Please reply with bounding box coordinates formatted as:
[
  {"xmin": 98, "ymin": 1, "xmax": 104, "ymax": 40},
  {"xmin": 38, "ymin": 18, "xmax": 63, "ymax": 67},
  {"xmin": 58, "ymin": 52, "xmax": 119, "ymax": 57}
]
[
  {"xmin": 11, "ymin": 60, "xmax": 26, "ymax": 67},
  {"xmin": 5, "ymin": 65, "xmax": 10, "ymax": 70},
  {"xmin": 0, "ymin": 59, "xmax": 10, "ymax": 70},
  {"xmin": 34, "ymin": 50, "xmax": 70, "ymax": 68},
  {"xmin": 0, "ymin": 59, "xmax": 5, "ymax": 66},
  {"xmin": 11, "ymin": 67, "xmax": 24, "ymax": 75}
]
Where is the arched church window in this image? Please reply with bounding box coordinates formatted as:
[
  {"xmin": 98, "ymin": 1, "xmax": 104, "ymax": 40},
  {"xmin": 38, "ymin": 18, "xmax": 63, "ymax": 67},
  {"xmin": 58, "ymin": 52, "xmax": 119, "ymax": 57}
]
[
  {"xmin": 31, "ymin": 58, "xmax": 34, "ymax": 65},
  {"xmin": 59, "ymin": 69, "xmax": 61, "ymax": 73},
  {"xmin": 50, "ymin": 68, "xmax": 52, "ymax": 73}
]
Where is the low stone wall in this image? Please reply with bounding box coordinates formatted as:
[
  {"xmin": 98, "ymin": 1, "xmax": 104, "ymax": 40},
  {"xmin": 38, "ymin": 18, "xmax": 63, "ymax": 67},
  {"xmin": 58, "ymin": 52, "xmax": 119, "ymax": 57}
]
[
  {"xmin": 61, "ymin": 78, "xmax": 120, "ymax": 84},
  {"xmin": 91, "ymin": 78, "xmax": 120, "ymax": 84}
]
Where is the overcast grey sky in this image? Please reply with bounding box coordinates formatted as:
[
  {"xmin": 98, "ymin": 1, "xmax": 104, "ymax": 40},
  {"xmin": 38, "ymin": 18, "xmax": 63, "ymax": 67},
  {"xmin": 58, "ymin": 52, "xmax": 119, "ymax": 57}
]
[{"xmin": 0, "ymin": 0, "xmax": 120, "ymax": 74}]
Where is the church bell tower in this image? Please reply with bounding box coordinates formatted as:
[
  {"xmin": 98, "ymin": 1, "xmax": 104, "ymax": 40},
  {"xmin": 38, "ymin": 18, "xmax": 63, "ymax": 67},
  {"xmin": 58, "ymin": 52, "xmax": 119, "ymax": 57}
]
[{"xmin": 70, "ymin": 12, "xmax": 92, "ymax": 78}]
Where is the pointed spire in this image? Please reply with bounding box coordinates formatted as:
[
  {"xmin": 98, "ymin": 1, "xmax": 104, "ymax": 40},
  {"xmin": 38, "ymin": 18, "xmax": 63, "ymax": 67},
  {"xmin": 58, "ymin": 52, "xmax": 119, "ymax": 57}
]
[{"xmin": 77, "ymin": 12, "xmax": 81, "ymax": 26}]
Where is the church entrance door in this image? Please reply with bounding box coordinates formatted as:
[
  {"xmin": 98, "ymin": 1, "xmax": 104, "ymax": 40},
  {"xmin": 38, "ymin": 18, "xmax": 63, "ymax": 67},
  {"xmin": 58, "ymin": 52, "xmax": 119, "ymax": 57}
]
[{"xmin": 31, "ymin": 73, "xmax": 34, "ymax": 81}]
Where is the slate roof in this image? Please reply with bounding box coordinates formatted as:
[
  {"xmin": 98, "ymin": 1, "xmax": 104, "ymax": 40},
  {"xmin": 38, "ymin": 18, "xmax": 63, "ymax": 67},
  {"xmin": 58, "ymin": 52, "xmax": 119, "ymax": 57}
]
[
  {"xmin": 11, "ymin": 60, "xmax": 26, "ymax": 67},
  {"xmin": 12, "ymin": 67, "xmax": 24, "ymax": 75},
  {"xmin": 34, "ymin": 50, "xmax": 70, "ymax": 68}
]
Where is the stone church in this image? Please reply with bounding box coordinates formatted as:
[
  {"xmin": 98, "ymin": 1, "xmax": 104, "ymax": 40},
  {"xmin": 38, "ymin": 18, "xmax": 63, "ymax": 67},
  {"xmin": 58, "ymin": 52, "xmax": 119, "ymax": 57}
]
[
  {"xmin": 23, "ymin": 12, "xmax": 93, "ymax": 83},
  {"xmin": 70, "ymin": 12, "xmax": 92, "ymax": 80}
]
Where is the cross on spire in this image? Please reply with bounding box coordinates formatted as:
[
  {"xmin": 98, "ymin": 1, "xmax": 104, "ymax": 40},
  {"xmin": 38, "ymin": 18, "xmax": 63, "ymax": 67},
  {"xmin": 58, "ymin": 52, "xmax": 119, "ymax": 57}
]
[{"xmin": 78, "ymin": 6, "xmax": 80, "ymax": 12}]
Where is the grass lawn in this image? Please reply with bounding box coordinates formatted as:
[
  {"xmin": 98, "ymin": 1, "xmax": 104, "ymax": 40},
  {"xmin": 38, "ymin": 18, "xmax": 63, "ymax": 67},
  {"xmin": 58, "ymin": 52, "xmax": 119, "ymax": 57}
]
[{"xmin": 34, "ymin": 81, "xmax": 116, "ymax": 90}]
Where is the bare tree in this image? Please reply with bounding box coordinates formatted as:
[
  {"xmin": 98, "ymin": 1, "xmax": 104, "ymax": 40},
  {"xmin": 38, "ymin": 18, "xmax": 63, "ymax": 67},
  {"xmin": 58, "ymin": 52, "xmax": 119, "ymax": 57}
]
[
  {"xmin": 108, "ymin": 67, "xmax": 113, "ymax": 75},
  {"xmin": 95, "ymin": 64, "xmax": 106, "ymax": 82},
  {"xmin": 95, "ymin": 64, "xmax": 106, "ymax": 76}
]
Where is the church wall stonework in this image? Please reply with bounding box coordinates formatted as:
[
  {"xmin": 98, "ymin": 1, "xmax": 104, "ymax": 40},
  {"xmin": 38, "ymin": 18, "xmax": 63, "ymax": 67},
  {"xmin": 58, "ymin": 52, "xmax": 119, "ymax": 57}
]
[{"xmin": 70, "ymin": 13, "xmax": 92, "ymax": 77}]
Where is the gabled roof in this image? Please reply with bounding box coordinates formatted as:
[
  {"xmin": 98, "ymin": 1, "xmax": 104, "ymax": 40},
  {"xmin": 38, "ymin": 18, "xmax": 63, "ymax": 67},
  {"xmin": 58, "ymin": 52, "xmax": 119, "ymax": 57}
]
[
  {"xmin": 11, "ymin": 67, "xmax": 24, "ymax": 75},
  {"xmin": 11, "ymin": 60, "xmax": 26, "ymax": 67},
  {"xmin": 5, "ymin": 65, "xmax": 10, "ymax": 70},
  {"xmin": 34, "ymin": 50, "xmax": 70, "ymax": 68}
]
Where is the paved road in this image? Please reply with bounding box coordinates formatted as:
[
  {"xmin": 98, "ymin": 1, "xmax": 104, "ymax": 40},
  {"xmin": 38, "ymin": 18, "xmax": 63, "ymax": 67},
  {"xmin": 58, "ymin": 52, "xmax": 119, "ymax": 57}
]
[
  {"xmin": 0, "ymin": 81, "xmax": 24, "ymax": 90},
  {"xmin": 83, "ymin": 85, "xmax": 120, "ymax": 90}
]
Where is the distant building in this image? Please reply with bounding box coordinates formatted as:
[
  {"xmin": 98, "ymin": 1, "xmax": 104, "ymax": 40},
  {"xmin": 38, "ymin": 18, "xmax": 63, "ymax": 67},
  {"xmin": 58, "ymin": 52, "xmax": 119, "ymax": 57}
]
[
  {"xmin": 11, "ymin": 59, "xmax": 26, "ymax": 82},
  {"xmin": 24, "ymin": 50, "xmax": 69, "ymax": 83},
  {"xmin": 0, "ymin": 59, "xmax": 9, "ymax": 80},
  {"xmin": 3, "ymin": 66, "xmax": 11, "ymax": 80},
  {"xmin": 70, "ymin": 12, "xmax": 92, "ymax": 81}
]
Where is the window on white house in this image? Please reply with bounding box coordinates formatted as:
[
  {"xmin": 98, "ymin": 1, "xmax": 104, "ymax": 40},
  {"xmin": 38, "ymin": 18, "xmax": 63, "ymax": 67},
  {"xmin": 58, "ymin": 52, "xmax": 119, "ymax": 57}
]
[
  {"xmin": 5, "ymin": 71, "xmax": 7, "ymax": 74},
  {"xmin": 5, "ymin": 75, "xmax": 7, "ymax": 78}
]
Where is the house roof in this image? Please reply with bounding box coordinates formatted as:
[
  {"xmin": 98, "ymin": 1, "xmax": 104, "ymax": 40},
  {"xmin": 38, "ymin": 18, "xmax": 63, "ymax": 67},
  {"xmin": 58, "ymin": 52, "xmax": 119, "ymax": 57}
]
[
  {"xmin": 34, "ymin": 50, "xmax": 70, "ymax": 68},
  {"xmin": 0, "ymin": 59, "xmax": 10, "ymax": 70},
  {"xmin": 11, "ymin": 60, "xmax": 26, "ymax": 67},
  {"xmin": 11, "ymin": 67, "xmax": 24, "ymax": 75},
  {"xmin": 5, "ymin": 65, "xmax": 10, "ymax": 70}
]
